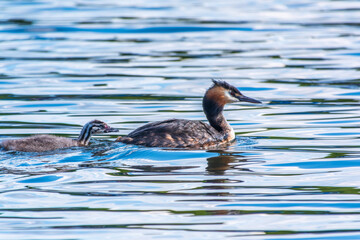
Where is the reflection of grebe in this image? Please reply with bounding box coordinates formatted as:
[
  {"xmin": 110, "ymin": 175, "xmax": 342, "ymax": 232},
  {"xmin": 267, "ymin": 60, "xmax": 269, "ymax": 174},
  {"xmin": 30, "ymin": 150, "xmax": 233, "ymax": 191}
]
[
  {"xmin": 117, "ymin": 80, "xmax": 261, "ymax": 149},
  {"xmin": 207, "ymin": 152, "xmax": 253, "ymax": 175},
  {"xmin": 1, "ymin": 120, "xmax": 118, "ymax": 152}
]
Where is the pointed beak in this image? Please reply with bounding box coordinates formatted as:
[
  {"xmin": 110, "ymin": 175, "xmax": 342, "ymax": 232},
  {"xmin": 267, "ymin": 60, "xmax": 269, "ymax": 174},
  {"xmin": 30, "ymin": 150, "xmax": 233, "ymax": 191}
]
[
  {"xmin": 236, "ymin": 95, "xmax": 262, "ymax": 104},
  {"xmin": 104, "ymin": 126, "xmax": 119, "ymax": 133}
]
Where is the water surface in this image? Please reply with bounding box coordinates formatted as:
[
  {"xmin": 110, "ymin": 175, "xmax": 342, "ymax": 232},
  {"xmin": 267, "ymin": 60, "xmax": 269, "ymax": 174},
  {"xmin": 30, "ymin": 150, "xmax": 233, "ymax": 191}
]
[{"xmin": 1, "ymin": 0, "xmax": 360, "ymax": 239}]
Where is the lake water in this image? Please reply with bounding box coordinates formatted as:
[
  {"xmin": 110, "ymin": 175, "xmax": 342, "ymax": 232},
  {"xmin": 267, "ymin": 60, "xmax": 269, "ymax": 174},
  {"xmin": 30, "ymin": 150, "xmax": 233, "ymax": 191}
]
[{"xmin": 1, "ymin": 0, "xmax": 360, "ymax": 239}]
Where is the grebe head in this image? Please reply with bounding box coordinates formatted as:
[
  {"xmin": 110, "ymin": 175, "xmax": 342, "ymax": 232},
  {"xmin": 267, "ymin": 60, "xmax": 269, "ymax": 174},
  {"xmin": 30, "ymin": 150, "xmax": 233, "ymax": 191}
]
[
  {"xmin": 206, "ymin": 79, "xmax": 261, "ymax": 106},
  {"xmin": 202, "ymin": 80, "xmax": 261, "ymax": 134},
  {"xmin": 77, "ymin": 120, "xmax": 118, "ymax": 145},
  {"xmin": 88, "ymin": 120, "xmax": 119, "ymax": 134}
]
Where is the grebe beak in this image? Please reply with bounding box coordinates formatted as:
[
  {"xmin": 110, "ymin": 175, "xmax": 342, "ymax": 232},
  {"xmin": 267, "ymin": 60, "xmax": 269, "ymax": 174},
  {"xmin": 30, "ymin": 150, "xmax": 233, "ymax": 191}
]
[
  {"xmin": 236, "ymin": 95, "xmax": 262, "ymax": 104},
  {"xmin": 104, "ymin": 126, "xmax": 119, "ymax": 133}
]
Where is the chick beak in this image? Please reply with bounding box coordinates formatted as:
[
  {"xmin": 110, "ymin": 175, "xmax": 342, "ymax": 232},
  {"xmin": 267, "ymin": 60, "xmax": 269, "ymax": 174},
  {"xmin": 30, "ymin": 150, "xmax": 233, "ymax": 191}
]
[
  {"xmin": 104, "ymin": 125, "xmax": 119, "ymax": 133},
  {"xmin": 236, "ymin": 94, "xmax": 262, "ymax": 104}
]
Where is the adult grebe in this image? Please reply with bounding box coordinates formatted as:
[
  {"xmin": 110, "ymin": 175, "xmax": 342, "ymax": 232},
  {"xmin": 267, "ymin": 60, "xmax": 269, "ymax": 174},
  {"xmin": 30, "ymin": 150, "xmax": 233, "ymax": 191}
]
[
  {"xmin": 1, "ymin": 120, "xmax": 118, "ymax": 152},
  {"xmin": 116, "ymin": 80, "xmax": 261, "ymax": 149}
]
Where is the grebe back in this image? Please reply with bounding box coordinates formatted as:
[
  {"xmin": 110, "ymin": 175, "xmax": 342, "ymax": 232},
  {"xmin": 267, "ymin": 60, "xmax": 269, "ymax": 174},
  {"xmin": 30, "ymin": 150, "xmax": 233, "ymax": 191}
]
[
  {"xmin": 1, "ymin": 120, "xmax": 118, "ymax": 152},
  {"xmin": 116, "ymin": 80, "xmax": 261, "ymax": 149}
]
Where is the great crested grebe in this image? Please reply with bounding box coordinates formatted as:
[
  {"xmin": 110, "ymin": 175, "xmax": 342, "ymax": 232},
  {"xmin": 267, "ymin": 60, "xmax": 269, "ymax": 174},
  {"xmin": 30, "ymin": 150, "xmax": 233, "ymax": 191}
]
[
  {"xmin": 116, "ymin": 80, "xmax": 261, "ymax": 149},
  {"xmin": 1, "ymin": 120, "xmax": 118, "ymax": 152}
]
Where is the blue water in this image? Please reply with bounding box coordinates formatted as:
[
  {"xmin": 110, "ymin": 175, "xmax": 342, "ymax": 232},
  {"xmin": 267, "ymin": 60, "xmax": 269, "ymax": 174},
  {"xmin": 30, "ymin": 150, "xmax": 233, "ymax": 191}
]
[{"xmin": 1, "ymin": 0, "xmax": 360, "ymax": 239}]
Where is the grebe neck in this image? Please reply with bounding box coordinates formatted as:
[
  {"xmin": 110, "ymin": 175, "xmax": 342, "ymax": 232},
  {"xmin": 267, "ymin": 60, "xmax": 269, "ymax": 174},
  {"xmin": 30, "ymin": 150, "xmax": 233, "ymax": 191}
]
[
  {"xmin": 202, "ymin": 96, "xmax": 233, "ymax": 135},
  {"xmin": 77, "ymin": 122, "xmax": 92, "ymax": 145}
]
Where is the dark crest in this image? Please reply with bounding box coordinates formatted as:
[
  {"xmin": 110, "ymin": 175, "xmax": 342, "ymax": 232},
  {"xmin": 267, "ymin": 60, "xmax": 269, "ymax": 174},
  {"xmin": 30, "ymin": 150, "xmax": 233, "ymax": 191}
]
[
  {"xmin": 211, "ymin": 79, "xmax": 241, "ymax": 94},
  {"xmin": 87, "ymin": 119, "xmax": 118, "ymax": 133},
  {"xmin": 89, "ymin": 120, "xmax": 108, "ymax": 132},
  {"xmin": 90, "ymin": 119, "xmax": 106, "ymax": 125},
  {"xmin": 91, "ymin": 119, "xmax": 103, "ymax": 123}
]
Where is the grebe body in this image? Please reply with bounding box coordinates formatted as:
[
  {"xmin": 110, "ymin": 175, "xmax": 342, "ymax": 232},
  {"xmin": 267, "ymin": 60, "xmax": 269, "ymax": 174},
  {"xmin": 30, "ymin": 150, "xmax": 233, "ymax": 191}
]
[
  {"xmin": 1, "ymin": 120, "xmax": 118, "ymax": 152},
  {"xmin": 117, "ymin": 80, "xmax": 261, "ymax": 149}
]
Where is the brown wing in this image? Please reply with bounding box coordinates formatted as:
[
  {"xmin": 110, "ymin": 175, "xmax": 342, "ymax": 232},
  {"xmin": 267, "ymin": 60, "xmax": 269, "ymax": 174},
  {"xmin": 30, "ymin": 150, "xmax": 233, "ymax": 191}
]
[{"xmin": 119, "ymin": 119, "xmax": 223, "ymax": 148}]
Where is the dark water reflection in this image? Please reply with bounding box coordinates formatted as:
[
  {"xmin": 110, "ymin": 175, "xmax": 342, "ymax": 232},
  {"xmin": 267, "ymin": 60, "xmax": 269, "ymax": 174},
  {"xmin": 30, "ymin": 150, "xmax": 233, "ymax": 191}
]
[{"xmin": 1, "ymin": 0, "xmax": 360, "ymax": 239}]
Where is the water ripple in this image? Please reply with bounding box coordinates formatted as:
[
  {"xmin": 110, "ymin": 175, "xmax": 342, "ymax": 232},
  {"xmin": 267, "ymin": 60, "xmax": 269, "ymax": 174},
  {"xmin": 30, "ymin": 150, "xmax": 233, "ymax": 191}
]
[{"xmin": 1, "ymin": 0, "xmax": 360, "ymax": 239}]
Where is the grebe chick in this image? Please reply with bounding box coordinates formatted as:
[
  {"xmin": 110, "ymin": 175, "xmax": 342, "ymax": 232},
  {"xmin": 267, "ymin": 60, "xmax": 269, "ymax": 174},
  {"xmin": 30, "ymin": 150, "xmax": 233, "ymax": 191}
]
[
  {"xmin": 116, "ymin": 80, "xmax": 261, "ymax": 149},
  {"xmin": 1, "ymin": 120, "xmax": 118, "ymax": 152}
]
